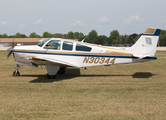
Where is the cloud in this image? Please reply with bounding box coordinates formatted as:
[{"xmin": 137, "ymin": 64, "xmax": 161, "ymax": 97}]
[
  {"xmin": 92, "ymin": 24, "xmax": 100, "ymax": 28},
  {"xmin": 69, "ymin": 20, "xmax": 86, "ymax": 27},
  {"xmin": 123, "ymin": 15, "xmax": 143, "ymax": 24},
  {"xmin": 34, "ymin": 19, "xmax": 42, "ymax": 24},
  {"xmin": 97, "ymin": 16, "xmax": 111, "ymax": 23},
  {"xmin": 17, "ymin": 24, "xmax": 26, "ymax": 29},
  {"xmin": 161, "ymin": 18, "xmax": 166, "ymax": 23},
  {"xmin": 0, "ymin": 21, "xmax": 9, "ymax": 25}
]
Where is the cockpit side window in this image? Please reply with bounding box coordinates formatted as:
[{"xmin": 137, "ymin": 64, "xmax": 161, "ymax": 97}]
[
  {"xmin": 44, "ymin": 40, "xmax": 61, "ymax": 50},
  {"xmin": 76, "ymin": 44, "xmax": 92, "ymax": 52},
  {"xmin": 37, "ymin": 38, "xmax": 50, "ymax": 47},
  {"xmin": 62, "ymin": 41, "xmax": 73, "ymax": 51}
]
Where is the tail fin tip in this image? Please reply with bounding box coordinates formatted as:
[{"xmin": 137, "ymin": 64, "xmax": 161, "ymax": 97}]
[{"xmin": 143, "ymin": 27, "xmax": 161, "ymax": 36}]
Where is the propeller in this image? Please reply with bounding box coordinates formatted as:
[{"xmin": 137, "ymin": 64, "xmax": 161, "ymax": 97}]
[
  {"xmin": 7, "ymin": 36, "xmax": 15, "ymax": 59},
  {"xmin": 7, "ymin": 47, "xmax": 14, "ymax": 58}
]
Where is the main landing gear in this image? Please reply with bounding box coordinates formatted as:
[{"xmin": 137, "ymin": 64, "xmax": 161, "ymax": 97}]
[
  {"xmin": 47, "ymin": 74, "xmax": 56, "ymax": 79},
  {"xmin": 57, "ymin": 67, "xmax": 66, "ymax": 74},
  {"xmin": 46, "ymin": 66, "xmax": 66, "ymax": 79},
  {"xmin": 12, "ymin": 64, "xmax": 66, "ymax": 79},
  {"xmin": 13, "ymin": 64, "xmax": 20, "ymax": 76}
]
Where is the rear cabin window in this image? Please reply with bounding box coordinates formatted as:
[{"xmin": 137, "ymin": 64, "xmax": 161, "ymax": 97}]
[
  {"xmin": 62, "ymin": 41, "xmax": 73, "ymax": 51},
  {"xmin": 76, "ymin": 44, "xmax": 92, "ymax": 52}
]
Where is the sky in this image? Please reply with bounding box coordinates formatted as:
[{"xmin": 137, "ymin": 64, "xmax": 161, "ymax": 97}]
[{"xmin": 0, "ymin": 0, "xmax": 166, "ymax": 37}]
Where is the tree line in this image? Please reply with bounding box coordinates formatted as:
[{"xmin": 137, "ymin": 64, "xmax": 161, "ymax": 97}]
[{"xmin": 0, "ymin": 29, "xmax": 166, "ymax": 46}]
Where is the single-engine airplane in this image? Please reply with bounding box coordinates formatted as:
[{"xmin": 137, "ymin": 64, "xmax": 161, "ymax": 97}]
[{"xmin": 7, "ymin": 27, "xmax": 161, "ymax": 79}]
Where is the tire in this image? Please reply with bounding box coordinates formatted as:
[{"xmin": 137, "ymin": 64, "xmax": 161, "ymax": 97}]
[
  {"xmin": 57, "ymin": 67, "xmax": 66, "ymax": 74},
  {"xmin": 13, "ymin": 71, "xmax": 20, "ymax": 76},
  {"xmin": 47, "ymin": 74, "xmax": 56, "ymax": 79}
]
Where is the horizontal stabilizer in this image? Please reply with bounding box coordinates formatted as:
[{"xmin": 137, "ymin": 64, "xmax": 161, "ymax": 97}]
[{"xmin": 132, "ymin": 54, "xmax": 152, "ymax": 60}]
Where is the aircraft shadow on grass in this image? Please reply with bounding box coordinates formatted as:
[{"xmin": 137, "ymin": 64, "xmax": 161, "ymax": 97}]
[{"xmin": 25, "ymin": 68, "xmax": 156, "ymax": 83}]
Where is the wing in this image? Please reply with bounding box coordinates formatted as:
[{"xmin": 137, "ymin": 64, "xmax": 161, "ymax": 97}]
[{"xmin": 26, "ymin": 56, "xmax": 76, "ymax": 67}]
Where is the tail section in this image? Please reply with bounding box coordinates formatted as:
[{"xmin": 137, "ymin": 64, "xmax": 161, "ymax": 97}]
[{"xmin": 126, "ymin": 27, "xmax": 161, "ymax": 56}]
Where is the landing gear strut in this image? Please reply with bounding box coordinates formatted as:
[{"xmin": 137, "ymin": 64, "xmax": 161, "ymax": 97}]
[{"xmin": 13, "ymin": 64, "xmax": 20, "ymax": 76}]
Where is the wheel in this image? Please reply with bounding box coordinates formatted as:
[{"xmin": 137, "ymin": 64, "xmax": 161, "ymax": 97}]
[
  {"xmin": 47, "ymin": 74, "xmax": 56, "ymax": 79},
  {"xmin": 13, "ymin": 71, "xmax": 20, "ymax": 76},
  {"xmin": 57, "ymin": 67, "xmax": 66, "ymax": 74}
]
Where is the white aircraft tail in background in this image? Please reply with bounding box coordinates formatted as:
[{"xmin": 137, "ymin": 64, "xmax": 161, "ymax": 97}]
[{"xmin": 7, "ymin": 27, "xmax": 161, "ymax": 79}]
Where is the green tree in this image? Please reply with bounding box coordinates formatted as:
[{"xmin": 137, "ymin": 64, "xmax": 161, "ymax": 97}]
[
  {"xmin": 97, "ymin": 35, "xmax": 108, "ymax": 45},
  {"xmin": 124, "ymin": 34, "xmax": 128, "ymax": 42},
  {"xmin": 14, "ymin": 32, "xmax": 22, "ymax": 38},
  {"xmin": 8, "ymin": 35, "xmax": 14, "ymax": 38},
  {"xmin": 134, "ymin": 34, "xmax": 141, "ymax": 43},
  {"xmin": 119, "ymin": 35, "xmax": 127, "ymax": 44},
  {"xmin": 43, "ymin": 32, "xmax": 52, "ymax": 38},
  {"xmin": 74, "ymin": 32, "xmax": 84, "ymax": 41},
  {"xmin": 108, "ymin": 30, "xmax": 120, "ymax": 45},
  {"xmin": 29, "ymin": 32, "xmax": 40, "ymax": 38},
  {"xmin": 66, "ymin": 31, "xmax": 76, "ymax": 39},
  {"xmin": 74, "ymin": 32, "xmax": 79, "ymax": 39},
  {"xmin": 1, "ymin": 33, "xmax": 8, "ymax": 38},
  {"xmin": 127, "ymin": 35, "xmax": 134, "ymax": 44},
  {"xmin": 159, "ymin": 30, "xmax": 166, "ymax": 46},
  {"xmin": 21, "ymin": 34, "xmax": 28, "ymax": 38},
  {"xmin": 112, "ymin": 36, "xmax": 120, "ymax": 44},
  {"xmin": 63, "ymin": 34, "xmax": 67, "ymax": 38},
  {"xmin": 52, "ymin": 33, "xmax": 64, "ymax": 38},
  {"xmin": 86, "ymin": 30, "xmax": 98, "ymax": 43}
]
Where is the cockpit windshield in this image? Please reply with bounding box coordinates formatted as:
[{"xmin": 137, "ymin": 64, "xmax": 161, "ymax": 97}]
[{"xmin": 37, "ymin": 38, "xmax": 51, "ymax": 47}]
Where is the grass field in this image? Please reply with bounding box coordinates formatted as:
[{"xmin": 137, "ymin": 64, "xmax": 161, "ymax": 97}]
[{"xmin": 0, "ymin": 51, "xmax": 166, "ymax": 120}]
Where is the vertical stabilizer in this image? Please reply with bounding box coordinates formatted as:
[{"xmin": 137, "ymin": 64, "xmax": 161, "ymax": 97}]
[{"xmin": 126, "ymin": 27, "xmax": 161, "ymax": 56}]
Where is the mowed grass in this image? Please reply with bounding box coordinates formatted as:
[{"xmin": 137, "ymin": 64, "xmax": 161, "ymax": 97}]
[{"xmin": 0, "ymin": 51, "xmax": 166, "ymax": 120}]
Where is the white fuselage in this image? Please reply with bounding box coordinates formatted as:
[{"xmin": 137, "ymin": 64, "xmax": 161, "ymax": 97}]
[
  {"xmin": 13, "ymin": 38, "xmax": 155, "ymax": 68},
  {"xmin": 8, "ymin": 27, "xmax": 161, "ymax": 77}
]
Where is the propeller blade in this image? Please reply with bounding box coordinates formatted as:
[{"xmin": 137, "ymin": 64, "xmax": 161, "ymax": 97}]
[
  {"xmin": 13, "ymin": 53, "xmax": 16, "ymax": 61},
  {"xmin": 7, "ymin": 47, "xmax": 14, "ymax": 59},
  {"xmin": 7, "ymin": 50, "xmax": 13, "ymax": 58}
]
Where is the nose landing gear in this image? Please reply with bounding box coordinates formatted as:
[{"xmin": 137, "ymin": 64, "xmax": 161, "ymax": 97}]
[{"xmin": 13, "ymin": 64, "xmax": 20, "ymax": 76}]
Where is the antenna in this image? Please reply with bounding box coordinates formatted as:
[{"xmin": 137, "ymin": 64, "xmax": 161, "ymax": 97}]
[{"xmin": 81, "ymin": 35, "xmax": 87, "ymax": 43}]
